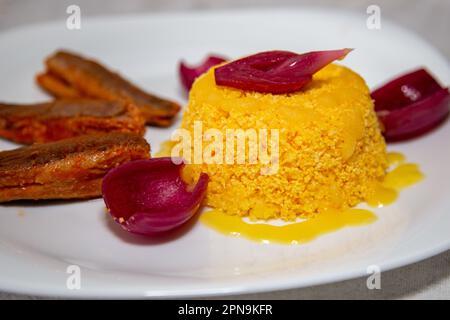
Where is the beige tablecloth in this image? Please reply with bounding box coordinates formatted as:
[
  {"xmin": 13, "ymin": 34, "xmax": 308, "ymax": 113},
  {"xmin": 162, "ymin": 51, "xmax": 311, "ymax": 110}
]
[{"xmin": 0, "ymin": 0, "xmax": 449, "ymax": 300}]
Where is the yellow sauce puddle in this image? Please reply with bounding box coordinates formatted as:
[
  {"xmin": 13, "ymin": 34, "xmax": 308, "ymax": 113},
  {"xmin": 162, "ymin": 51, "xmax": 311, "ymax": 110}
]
[
  {"xmin": 366, "ymin": 162, "xmax": 424, "ymax": 208},
  {"xmin": 387, "ymin": 152, "xmax": 406, "ymax": 166},
  {"xmin": 200, "ymin": 152, "xmax": 424, "ymax": 244},
  {"xmin": 201, "ymin": 208, "xmax": 376, "ymax": 245}
]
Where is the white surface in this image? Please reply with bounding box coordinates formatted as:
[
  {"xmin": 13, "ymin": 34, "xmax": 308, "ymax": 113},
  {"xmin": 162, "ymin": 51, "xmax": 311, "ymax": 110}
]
[{"xmin": 0, "ymin": 7, "xmax": 450, "ymax": 299}]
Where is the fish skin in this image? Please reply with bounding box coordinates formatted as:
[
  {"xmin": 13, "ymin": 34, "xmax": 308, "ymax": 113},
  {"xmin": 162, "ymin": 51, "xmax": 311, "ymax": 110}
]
[
  {"xmin": 0, "ymin": 99, "xmax": 145, "ymax": 144},
  {"xmin": 0, "ymin": 132, "xmax": 150, "ymax": 202},
  {"xmin": 37, "ymin": 50, "xmax": 181, "ymax": 126}
]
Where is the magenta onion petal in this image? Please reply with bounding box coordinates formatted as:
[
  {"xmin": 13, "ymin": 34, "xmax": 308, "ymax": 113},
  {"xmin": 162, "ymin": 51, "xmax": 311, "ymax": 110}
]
[
  {"xmin": 102, "ymin": 158, "xmax": 209, "ymax": 235},
  {"xmin": 214, "ymin": 49, "xmax": 352, "ymax": 94},
  {"xmin": 179, "ymin": 55, "xmax": 227, "ymax": 92},
  {"xmin": 372, "ymin": 68, "xmax": 450, "ymax": 141}
]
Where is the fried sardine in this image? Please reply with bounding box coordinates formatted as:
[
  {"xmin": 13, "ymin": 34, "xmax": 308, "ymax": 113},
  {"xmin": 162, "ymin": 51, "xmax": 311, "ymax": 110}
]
[
  {"xmin": 37, "ymin": 51, "xmax": 181, "ymax": 126},
  {"xmin": 0, "ymin": 99, "xmax": 145, "ymax": 144},
  {"xmin": 0, "ymin": 132, "xmax": 150, "ymax": 202}
]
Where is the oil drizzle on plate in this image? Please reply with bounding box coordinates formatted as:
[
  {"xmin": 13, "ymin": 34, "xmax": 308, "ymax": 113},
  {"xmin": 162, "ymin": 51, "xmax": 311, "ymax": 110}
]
[
  {"xmin": 386, "ymin": 152, "xmax": 406, "ymax": 166},
  {"xmin": 201, "ymin": 208, "xmax": 376, "ymax": 245},
  {"xmin": 366, "ymin": 153, "xmax": 424, "ymax": 208},
  {"xmin": 200, "ymin": 152, "xmax": 424, "ymax": 244}
]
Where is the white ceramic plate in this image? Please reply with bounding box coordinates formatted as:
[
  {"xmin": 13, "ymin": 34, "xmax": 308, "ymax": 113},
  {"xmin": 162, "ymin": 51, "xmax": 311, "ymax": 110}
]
[{"xmin": 0, "ymin": 8, "xmax": 449, "ymax": 298}]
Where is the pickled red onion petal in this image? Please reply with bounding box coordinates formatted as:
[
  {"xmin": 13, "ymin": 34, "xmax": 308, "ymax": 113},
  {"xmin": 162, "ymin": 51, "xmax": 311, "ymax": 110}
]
[
  {"xmin": 214, "ymin": 49, "xmax": 352, "ymax": 94},
  {"xmin": 372, "ymin": 68, "xmax": 450, "ymax": 141},
  {"xmin": 102, "ymin": 158, "xmax": 208, "ymax": 235},
  {"xmin": 179, "ymin": 55, "xmax": 227, "ymax": 91}
]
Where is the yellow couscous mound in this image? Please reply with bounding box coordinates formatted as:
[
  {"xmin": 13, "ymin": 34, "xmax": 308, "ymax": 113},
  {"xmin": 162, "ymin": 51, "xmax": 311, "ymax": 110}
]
[{"xmin": 179, "ymin": 64, "xmax": 388, "ymax": 220}]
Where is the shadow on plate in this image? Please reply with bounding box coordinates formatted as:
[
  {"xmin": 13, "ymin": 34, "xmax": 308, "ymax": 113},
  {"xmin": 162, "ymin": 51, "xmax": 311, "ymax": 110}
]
[
  {"xmin": 0, "ymin": 197, "xmax": 100, "ymax": 207},
  {"xmin": 102, "ymin": 205, "xmax": 204, "ymax": 246}
]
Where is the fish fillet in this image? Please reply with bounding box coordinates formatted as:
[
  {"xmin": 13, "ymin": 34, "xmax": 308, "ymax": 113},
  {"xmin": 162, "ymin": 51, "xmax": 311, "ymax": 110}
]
[
  {"xmin": 37, "ymin": 50, "xmax": 181, "ymax": 126},
  {"xmin": 0, "ymin": 132, "xmax": 150, "ymax": 202},
  {"xmin": 0, "ymin": 99, "xmax": 145, "ymax": 144}
]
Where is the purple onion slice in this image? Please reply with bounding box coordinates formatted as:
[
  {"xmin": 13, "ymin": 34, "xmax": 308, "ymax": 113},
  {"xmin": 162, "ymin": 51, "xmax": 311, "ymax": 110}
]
[
  {"xmin": 214, "ymin": 49, "xmax": 352, "ymax": 94},
  {"xmin": 372, "ymin": 68, "xmax": 449, "ymax": 141},
  {"xmin": 102, "ymin": 158, "xmax": 208, "ymax": 236},
  {"xmin": 179, "ymin": 55, "xmax": 227, "ymax": 91}
]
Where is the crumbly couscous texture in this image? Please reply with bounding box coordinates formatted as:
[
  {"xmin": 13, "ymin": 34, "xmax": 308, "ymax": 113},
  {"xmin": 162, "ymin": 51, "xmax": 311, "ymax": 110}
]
[{"xmin": 180, "ymin": 64, "xmax": 388, "ymax": 220}]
